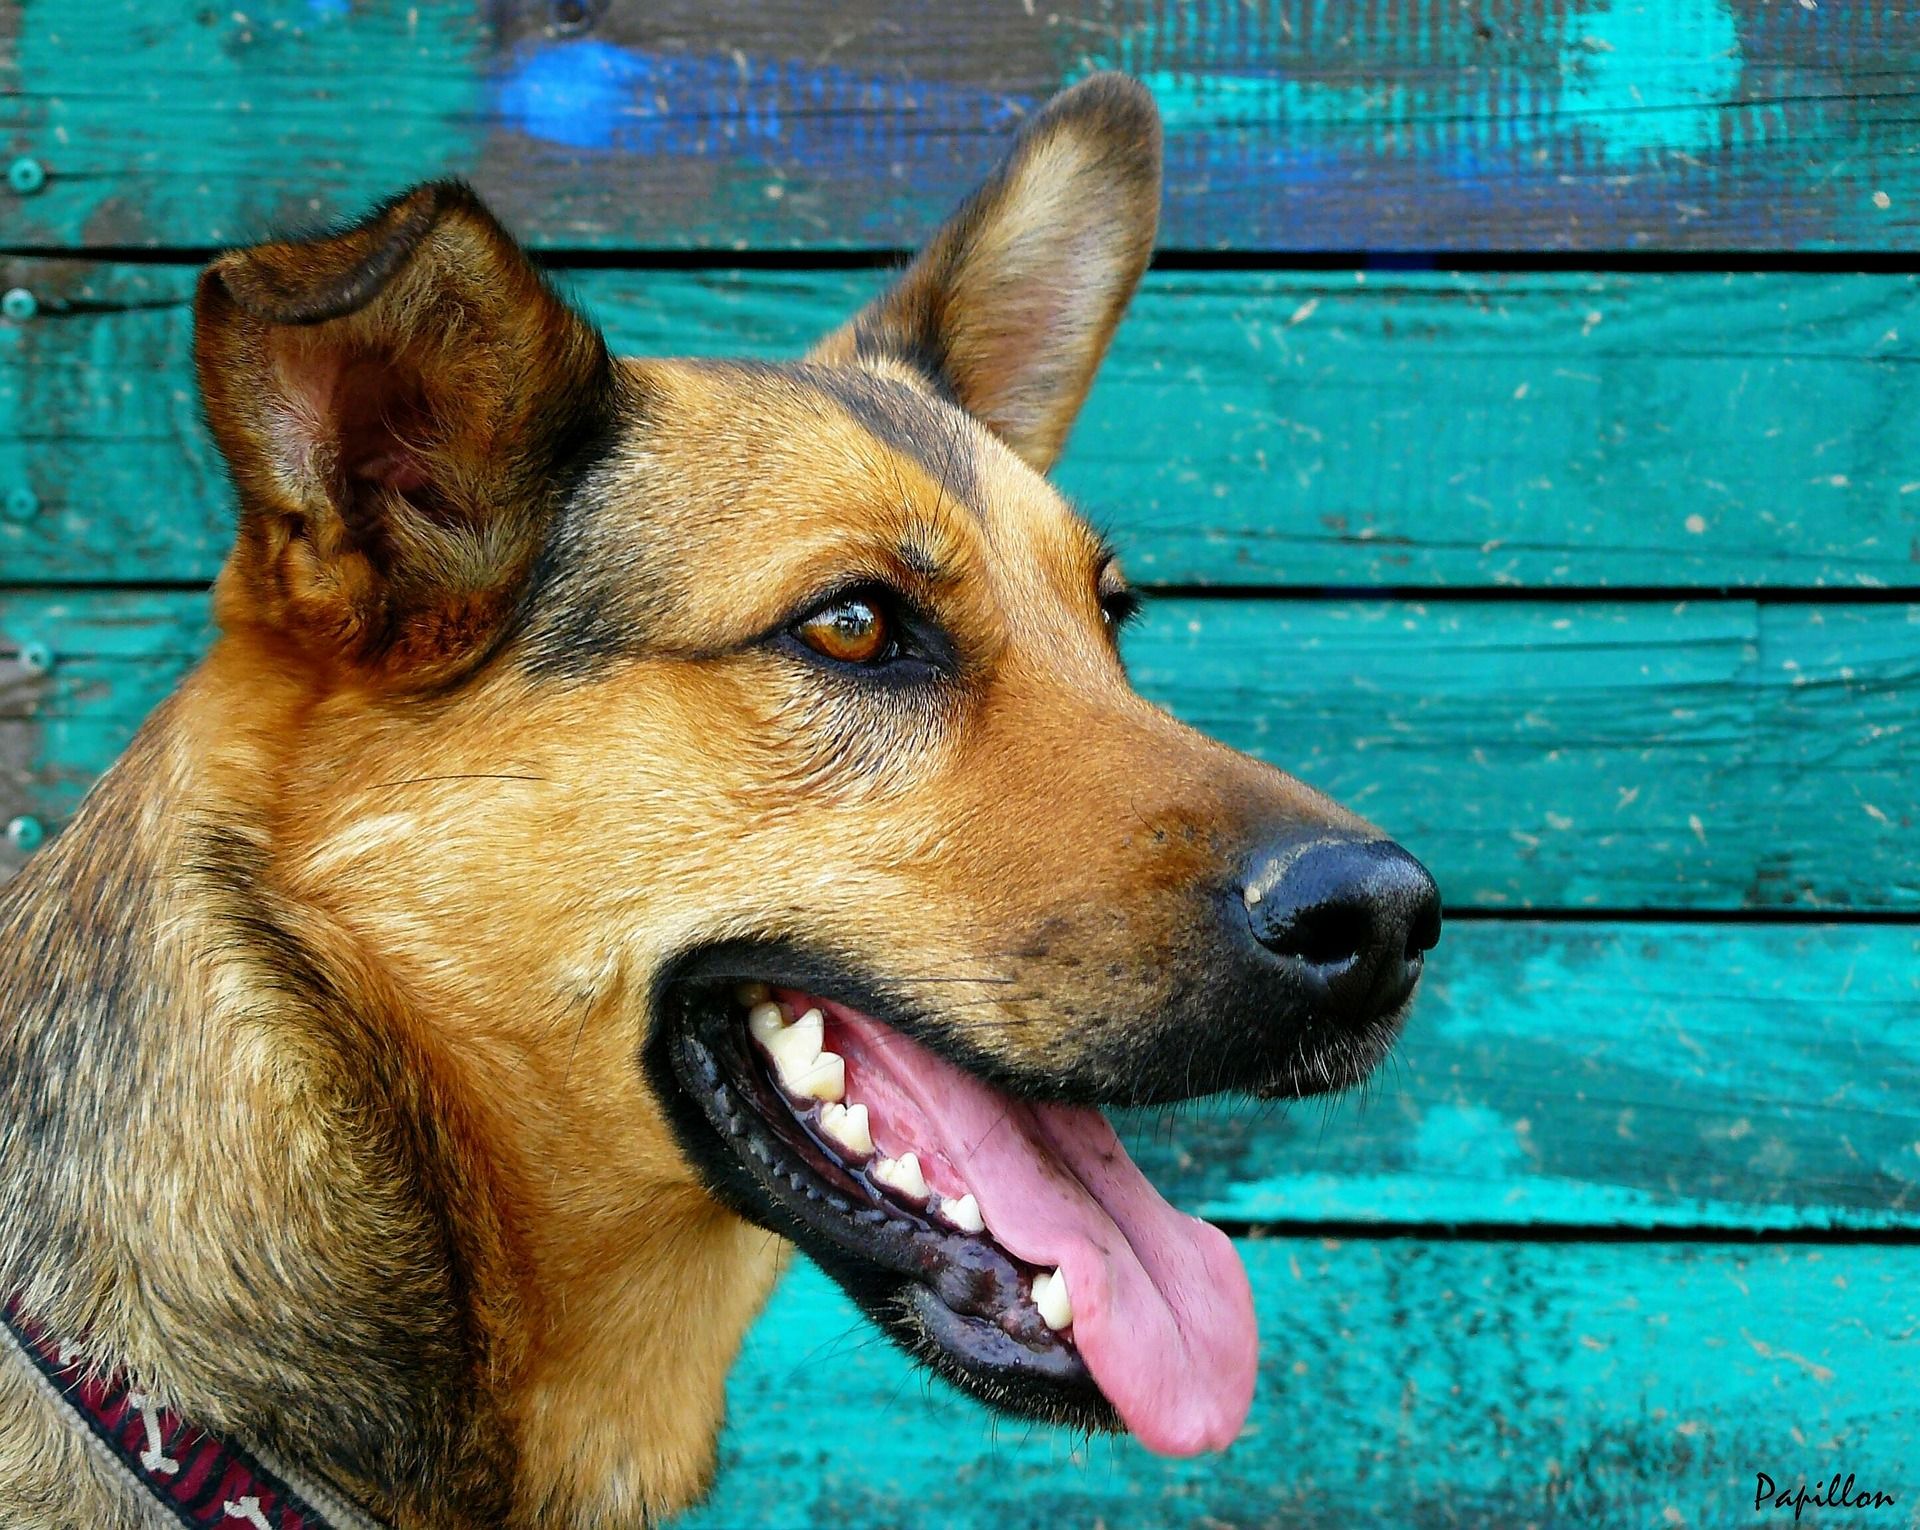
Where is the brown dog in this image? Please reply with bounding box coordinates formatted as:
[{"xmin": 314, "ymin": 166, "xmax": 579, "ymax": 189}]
[{"xmin": 0, "ymin": 76, "xmax": 1437, "ymax": 1529}]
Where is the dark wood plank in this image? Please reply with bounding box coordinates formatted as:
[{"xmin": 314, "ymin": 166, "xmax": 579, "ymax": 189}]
[
  {"xmin": 8, "ymin": 261, "xmax": 1920, "ymax": 589},
  {"xmin": 678, "ymin": 1241, "xmax": 1920, "ymax": 1529},
  {"xmin": 4, "ymin": 592, "xmax": 1917, "ymax": 910},
  {"xmin": 4, "ymin": 1, "xmax": 1918, "ymax": 251}
]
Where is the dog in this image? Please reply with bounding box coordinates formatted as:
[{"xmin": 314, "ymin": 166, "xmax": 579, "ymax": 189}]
[{"xmin": 0, "ymin": 74, "xmax": 1438, "ymax": 1529}]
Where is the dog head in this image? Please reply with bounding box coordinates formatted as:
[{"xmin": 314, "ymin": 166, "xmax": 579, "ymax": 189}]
[{"xmin": 193, "ymin": 75, "xmax": 1437, "ymax": 1476}]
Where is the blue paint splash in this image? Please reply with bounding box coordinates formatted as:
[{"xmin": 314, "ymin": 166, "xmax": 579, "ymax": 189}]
[{"xmin": 495, "ymin": 40, "xmax": 1028, "ymax": 166}]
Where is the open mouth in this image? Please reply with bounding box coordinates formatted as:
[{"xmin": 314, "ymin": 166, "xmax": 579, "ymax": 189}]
[{"xmin": 647, "ymin": 959, "xmax": 1258, "ymax": 1457}]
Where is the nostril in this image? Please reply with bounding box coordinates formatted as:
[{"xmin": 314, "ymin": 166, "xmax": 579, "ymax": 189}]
[
  {"xmin": 1267, "ymin": 897, "xmax": 1372, "ymax": 970},
  {"xmin": 1407, "ymin": 897, "xmax": 1442, "ymax": 960}
]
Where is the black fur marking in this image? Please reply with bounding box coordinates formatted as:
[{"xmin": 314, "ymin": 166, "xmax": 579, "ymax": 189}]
[
  {"xmin": 509, "ymin": 368, "xmax": 669, "ymax": 683},
  {"xmin": 792, "ymin": 364, "xmax": 983, "ymax": 517}
]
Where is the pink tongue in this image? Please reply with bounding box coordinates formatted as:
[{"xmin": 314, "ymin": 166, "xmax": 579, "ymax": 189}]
[{"xmin": 820, "ymin": 1003, "xmax": 1256, "ymax": 1456}]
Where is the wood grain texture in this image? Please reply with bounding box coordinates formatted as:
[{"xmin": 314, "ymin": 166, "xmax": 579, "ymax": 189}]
[
  {"xmin": 1132, "ymin": 599, "xmax": 1920, "ymax": 912},
  {"xmin": 7, "ymin": 261, "xmax": 1920, "ymax": 589},
  {"xmin": 4, "ymin": 591, "xmax": 1916, "ymax": 909},
  {"xmin": 3, "ymin": 1, "xmax": 1917, "ymax": 252},
  {"xmin": 0, "ymin": 590, "xmax": 210, "ymax": 878},
  {"xmin": 675, "ymin": 1241, "xmax": 1920, "ymax": 1529},
  {"xmin": 1124, "ymin": 922, "xmax": 1920, "ymax": 1233}
]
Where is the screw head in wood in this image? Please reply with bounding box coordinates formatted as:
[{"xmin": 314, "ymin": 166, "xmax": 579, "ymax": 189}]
[
  {"xmin": 7, "ymin": 157, "xmax": 44, "ymax": 195},
  {"xmin": 2, "ymin": 288, "xmax": 36, "ymax": 321},
  {"xmin": 5, "ymin": 816, "xmax": 44, "ymax": 853}
]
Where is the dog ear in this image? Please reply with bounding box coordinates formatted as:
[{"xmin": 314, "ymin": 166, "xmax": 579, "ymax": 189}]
[
  {"xmin": 810, "ymin": 74, "xmax": 1160, "ymax": 474},
  {"xmin": 195, "ymin": 181, "xmax": 616, "ymax": 687}
]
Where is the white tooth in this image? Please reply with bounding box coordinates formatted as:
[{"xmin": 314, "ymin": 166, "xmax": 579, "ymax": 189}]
[
  {"xmin": 787, "ymin": 1050, "xmax": 845, "ymax": 1102},
  {"xmin": 872, "ymin": 1152, "xmax": 929, "ymax": 1202},
  {"xmin": 941, "ymin": 1192, "xmax": 985, "ymax": 1234},
  {"xmin": 819, "ymin": 1101, "xmax": 872, "ymax": 1156},
  {"xmin": 1033, "ymin": 1268, "xmax": 1073, "ymax": 1331},
  {"xmin": 762, "ymin": 1008, "xmax": 822, "ymax": 1075},
  {"xmin": 735, "ymin": 981, "xmax": 772, "ymax": 1008},
  {"xmin": 747, "ymin": 1001, "xmax": 788, "ymax": 1043}
]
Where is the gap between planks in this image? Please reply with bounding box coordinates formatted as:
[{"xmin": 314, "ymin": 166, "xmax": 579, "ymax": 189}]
[
  {"xmin": 6, "ymin": 582, "xmax": 1920, "ymax": 607},
  {"xmin": 13, "ymin": 246, "xmax": 1920, "ymax": 277},
  {"xmin": 1210, "ymin": 1220, "xmax": 1920, "ymax": 1247}
]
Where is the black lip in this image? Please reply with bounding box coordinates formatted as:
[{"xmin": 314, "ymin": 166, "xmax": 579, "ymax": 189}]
[{"xmin": 641, "ymin": 942, "xmax": 1117, "ymax": 1433}]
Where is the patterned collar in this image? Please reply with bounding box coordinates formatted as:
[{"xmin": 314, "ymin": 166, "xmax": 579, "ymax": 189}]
[{"xmin": 2, "ymin": 1297, "xmax": 387, "ymax": 1530}]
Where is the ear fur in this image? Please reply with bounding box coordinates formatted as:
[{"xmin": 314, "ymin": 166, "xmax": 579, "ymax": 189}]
[
  {"xmin": 810, "ymin": 74, "xmax": 1161, "ymax": 473},
  {"xmin": 195, "ymin": 182, "xmax": 615, "ymax": 687}
]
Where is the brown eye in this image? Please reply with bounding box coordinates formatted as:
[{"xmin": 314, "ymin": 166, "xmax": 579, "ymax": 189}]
[{"xmin": 796, "ymin": 596, "xmax": 892, "ymax": 665}]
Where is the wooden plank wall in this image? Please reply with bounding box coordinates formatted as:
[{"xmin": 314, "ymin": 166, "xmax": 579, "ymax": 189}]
[{"xmin": 4, "ymin": 3, "xmax": 1917, "ymax": 1525}]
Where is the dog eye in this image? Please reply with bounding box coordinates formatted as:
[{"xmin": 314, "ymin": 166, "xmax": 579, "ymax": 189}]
[
  {"xmin": 1094, "ymin": 555, "xmax": 1139, "ymax": 636},
  {"xmin": 1099, "ymin": 587, "xmax": 1140, "ymax": 633},
  {"xmin": 794, "ymin": 595, "xmax": 894, "ymax": 666}
]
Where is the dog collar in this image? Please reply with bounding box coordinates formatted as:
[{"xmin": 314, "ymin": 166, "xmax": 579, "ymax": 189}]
[{"xmin": 2, "ymin": 1296, "xmax": 387, "ymax": 1530}]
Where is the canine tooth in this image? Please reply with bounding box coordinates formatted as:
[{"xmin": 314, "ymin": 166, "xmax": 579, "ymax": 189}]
[
  {"xmin": 1032, "ymin": 1268, "xmax": 1073, "ymax": 1330},
  {"xmin": 736, "ymin": 981, "xmax": 772, "ymax": 1008},
  {"xmin": 872, "ymin": 1152, "xmax": 929, "ymax": 1202},
  {"xmin": 762, "ymin": 1008, "xmax": 822, "ymax": 1074},
  {"xmin": 747, "ymin": 1001, "xmax": 788, "ymax": 1043},
  {"xmin": 819, "ymin": 1101, "xmax": 872, "ymax": 1156},
  {"xmin": 788, "ymin": 1051, "xmax": 845, "ymax": 1102},
  {"xmin": 942, "ymin": 1192, "xmax": 985, "ymax": 1234}
]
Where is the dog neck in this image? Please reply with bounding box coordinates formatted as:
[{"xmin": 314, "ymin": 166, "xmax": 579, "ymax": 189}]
[{"xmin": 0, "ymin": 654, "xmax": 784, "ymax": 1528}]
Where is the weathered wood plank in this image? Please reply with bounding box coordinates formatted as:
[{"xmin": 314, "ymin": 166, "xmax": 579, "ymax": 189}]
[
  {"xmin": 4, "ymin": 592, "xmax": 1917, "ymax": 910},
  {"xmin": 7, "ymin": 261, "xmax": 1920, "ymax": 589},
  {"xmin": 1122, "ymin": 922, "xmax": 1920, "ymax": 1233},
  {"xmin": 676, "ymin": 1241, "xmax": 1920, "ymax": 1529},
  {"xmin": 4, "ymin": 1, "xmax": 1918, "ymax": 252},
  {"xmin": 0, "ymin": 590, "xmax": 209, "ymax": 877},
  {"xmin": 1131, "ymin": 599, "xmax": 1920, "ymax": 912}
]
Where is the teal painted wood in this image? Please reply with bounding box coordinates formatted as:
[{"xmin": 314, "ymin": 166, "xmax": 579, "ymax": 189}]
[
  {"xmin": 1130, "ymin": 599, "xmax": 1920, "ymax": 912},
  {"xmin": 675, "ymin": 1241, "xmax": 1920, "ymax": 1529},
  {"xmin": 1123, "ymin": 921, "xmax": 1920, "ymax": 1232},
  {"xmin": 0, "ymin": 591, "xmax": 211, "ymax": 877},
  {"xmin": 4, "ymin": 592, "xmax": 1917, "ymax": 910},
  {"xmin": 8, "ymin": 261, "xmax": 1920, "ymax": 589},
  {"xmin": 4, "ymin": 1, "xmax": 1918, "ymax": 251}
]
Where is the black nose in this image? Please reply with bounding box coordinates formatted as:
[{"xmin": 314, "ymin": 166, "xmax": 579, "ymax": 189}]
[{"xmin": 1243, "ymin": 835, "xmax": 1441, "ymax": 1021}]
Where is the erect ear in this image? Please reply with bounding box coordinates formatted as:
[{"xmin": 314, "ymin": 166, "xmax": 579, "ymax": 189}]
[
  {"xmin": 809, "ymin": 74, "xmax": 1160, "ymax": 475},
  {"xmin": 195, "ymin": 181, "xmax": 615, "ymax": 687}
]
